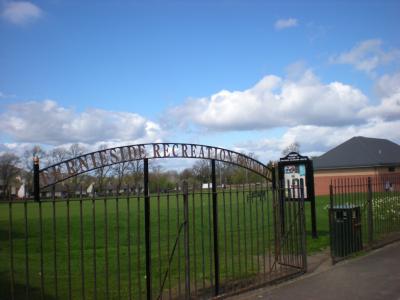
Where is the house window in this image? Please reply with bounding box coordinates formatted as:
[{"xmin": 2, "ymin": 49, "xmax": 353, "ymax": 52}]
[{"xmin": 388, "ymin": 166, "xmax": 395, "ymax": 172}]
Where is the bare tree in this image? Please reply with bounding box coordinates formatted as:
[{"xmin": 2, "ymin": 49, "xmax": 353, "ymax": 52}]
[
  {"xmin": 281, "ymin": 142, "xmax": 300, "ymax": 156},
  {"xmin": 0, "ymin": 153, "xmax": 20, "ymax": 199},
  {"xmin": 94, "ymin": 144, "xmax": 111, "ymax": 193},
  {"xmin": 192, "ymin": 160, "xmax": 210, "ymax": 183},
  {"xmin": 48, "ymin": 146, "xmax": 68, "ymax": 165},
  {"xmin": 179, "ymin": 168, "xmax": 195, "ymax": 181},
  {"xmin": 22, "ymin": 145, "xmax": 47, "ymax": 170},
  {"xmin": 226, "ymin": 152, "xmax": 263, "ymax": 184},
  {"xmin": 66, "ymin": 143, "xmax": 87, "ymax": 191},
  {"xmin": 131, "ymin": 160, "xmax": 143, "ymax": 184},
  {"xmin": 149, "ymin": 163, "xmax": 163, "ymax": 192},
  {"xmin": 111, "ymin": 146, "xmax": 143, "ymax": 193},
  {"xmin": 218, "ymin": 161, "xmax": 235, "ymax": 185},
  {"xmin": 112, "ymin": 159, "xmax": 137, "ymax": 194},
  {"xmin": 68, "ymin": 143, "xmax": 86, "ymax": 159}
]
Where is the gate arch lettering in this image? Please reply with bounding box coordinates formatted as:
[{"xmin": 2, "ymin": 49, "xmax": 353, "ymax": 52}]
[{"xmin": 36, "ymin": 142, "xmax": 272, "ymax": 189}]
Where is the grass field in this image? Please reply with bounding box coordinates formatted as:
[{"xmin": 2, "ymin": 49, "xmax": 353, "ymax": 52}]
[{"xmin": 0, "ymin": 190, "xmax": 331, "ymax": 300}]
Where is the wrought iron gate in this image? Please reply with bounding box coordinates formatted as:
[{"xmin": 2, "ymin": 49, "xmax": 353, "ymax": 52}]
[{"xmin": 0, "ymin": 143, "xmax": 307, "ymax": 300}]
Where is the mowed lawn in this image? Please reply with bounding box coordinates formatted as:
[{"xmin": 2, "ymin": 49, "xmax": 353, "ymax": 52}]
[{"xmin": 0, "ymin": 191, "xmax": 330, "ymax": 300}]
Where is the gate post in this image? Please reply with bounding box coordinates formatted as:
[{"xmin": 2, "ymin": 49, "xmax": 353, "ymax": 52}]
[
  {"xmin": 183, "ymin": 181, "xmax": 191, "ymax": 299},
  {"xmin": 367, "ymin": 177, "xmax": 374, "ymax": 246},
  {"xmin": 33, "ymin": 157, "xmax": 40, "ymax": 202},
  {"xmin": 299, "ymin": 187, "xmax": 307, "ymax": 272},
  {"xmin": 144, "ymin": 158, "xmax": 152, "ymax": 300},
  {"xmin": 271, "ymin": 166, "xmax": 280, "ymax": 267},
  {"xmin": 211, "ymin": 160, "xmax": 220, "ymax": 296},
  {"xmin": 329, "ymin": 183, "xmax": 334, "ymax": 260},
  {"xmin": 307, "ymin": 160, "xmax": 318, "ymax": 239},
  {"xmin": 272, "ymin": 165, "xmax": 276, "ymax": 190}
]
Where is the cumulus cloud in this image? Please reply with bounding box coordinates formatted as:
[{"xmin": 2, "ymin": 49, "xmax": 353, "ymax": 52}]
[
  {"xmin": 330, "ymin": 39, "xmax": 400, "ymax": 74},
  {"xmin": 2, "ymin": 1, "xmax": 42, "ymax": 25},
  {"xmin": 360, "ymin": 93, "xmax": 400, "ymax": 121},
  {"xmin": 280, "ymin": 120, "xmax": 400, "ymax": 153},
  {"xmin": 375, "ymin": 71, "xmax": 400, "ymax": 98},
  {"xmin": 274, "ymin": 18, "xmax": 298, "ymax": 30},
  {"xmin": 359, "ymin": 72, "xmax": 400, "ymax": 121},
  {"xmin": 0, "ymin": 100, "xmax": 164, "ymax": 145},
  {"xmin": 169, "ymin": 69, "xmax": 368, "ymax": 131},
  {"xmin": 235, "ymin": 119, "xmax": 400, "ymax": 162},
  {"xmin": 168, "ymin": 66, "xmax": 400, "ymax": 162}
]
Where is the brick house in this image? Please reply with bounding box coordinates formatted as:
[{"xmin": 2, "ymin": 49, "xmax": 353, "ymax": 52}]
[{"xmin": 313, "ymin": 136, "xmax": 400, "ymax": 195}]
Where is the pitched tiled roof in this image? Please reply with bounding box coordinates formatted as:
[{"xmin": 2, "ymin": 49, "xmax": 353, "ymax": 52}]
[{"xmin": 313, "ymin": 136, "xmax": 400, "ymax": 170}]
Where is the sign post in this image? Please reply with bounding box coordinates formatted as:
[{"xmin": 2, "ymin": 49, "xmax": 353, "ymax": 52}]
[{"xmin": 278, "ymin": 152, "xmax": 317, "ymax": 239}]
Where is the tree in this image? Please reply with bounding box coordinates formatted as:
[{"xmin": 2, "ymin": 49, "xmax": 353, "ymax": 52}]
[
  {"xmin": 0, "ymin": 153, "xmax": 20, "ymax": 199},
  {"xmin": 22, "ymin": 145, "xmax": 47, "ymax": 170},
  {"xmin": 112, "ymin": 158, "xmax": 141, "ymax": 194},
  {"xmin": 225, "ymin": 152, "xmax": 263, "ymax": 184},
  {"xmin": 281, "ymin": 142, "xmax": 300, "ymax": 156},
  {"xmin": 179, "ymin": 168, "xmax": 196, "ymax": 186},
  {"xmin": 112, "ymin": 161, "xmax": 129, "ymax": 193},
  {"xmin": 48, "ymin": 146, "xmax": 68, "ymax": 165},
  {"xmin": 22, "ymin": 145, "xmax": 47, "ymax": 195},
  {"xmin": 192, "ymin": 160, "xmax": 210, "ymax": 183},
  {"xmin": 149, "ymin": 164, "xmax": 166, "ymax": 192},
  {"xmin": 94, "ymin": 144, "xmax": 111, "ymax": 193},
  {"xmin": 217, "ymin": 161, "xmax": 230, "ymax": 185},
  {"xmin": 67, "ymin": 143, "xmax": 86, "ymax": 159},
  {"xmin": 67, "ymin": 143, "xmax": 86, "ymax": 190}
]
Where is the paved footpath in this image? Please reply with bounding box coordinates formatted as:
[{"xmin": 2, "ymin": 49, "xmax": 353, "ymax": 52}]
[{"xmin": 230, "ymin": 241, "xmax": 400, "ymax": 300}]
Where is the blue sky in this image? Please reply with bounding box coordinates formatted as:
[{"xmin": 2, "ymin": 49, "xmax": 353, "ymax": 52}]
[{"xmin": 1, "ymin": 0, "xmax": 400, "ymax": 162}]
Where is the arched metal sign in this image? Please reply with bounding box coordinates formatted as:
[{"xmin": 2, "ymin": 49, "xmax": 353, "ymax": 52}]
[{"xmin": 36, "ymin": 143, "xmax": 272, "ymax": 189}]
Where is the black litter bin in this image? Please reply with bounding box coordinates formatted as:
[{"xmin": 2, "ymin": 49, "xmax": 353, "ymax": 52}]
[{"xmin": 329, "ymin": 205, "xmax": 363, "ymax": 257}]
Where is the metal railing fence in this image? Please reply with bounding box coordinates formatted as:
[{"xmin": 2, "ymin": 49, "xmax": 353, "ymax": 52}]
[
  {"xmin": 1, "ymin": 182, "xmax": 306, "ymax": 300},
  {"xmin": 329, "ymin": 175, "xmax": 400, "ymax": 263}
]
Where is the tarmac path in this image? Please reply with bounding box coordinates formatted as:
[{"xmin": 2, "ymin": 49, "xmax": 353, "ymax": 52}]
[{"xmin": 229, "ymin": 241, "xmax": 400, "ymax": 300}]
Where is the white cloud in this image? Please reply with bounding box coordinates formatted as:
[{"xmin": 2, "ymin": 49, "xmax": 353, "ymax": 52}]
[
  {"xmin": 169, "ymin": 69, "xmax": 368, "ymax": 131},
  {"xmin": 168, "ymin": 67, "xmax": 400, "ymax": 162},
  {"xmin": 274, "ymin": 18, "xmax": 298, "ymax": 30},
  {"xmin": 235, "ymin": 119, "xmax": 400, "ymax": 162},
  {"xmin": 359, "ymin": 71, "xmax": 400, "ymax": 121},
  {"xmin": 0, "ymin": 100, "xmax": 164, "ymax": 145},
  {"xmin": 360, "ymin": 93, "xmax": 400, "ymax": 121},
  {"xmin": 2, "ymin": 1, "xmax": 42, "ymax": 25},
  {"xmin": 330, "ymin": 39, "xmax": 400, "ymax": 74},
  {"xmin": 375, "ymin": 71, "xmax": 400, "ymax": 98}
]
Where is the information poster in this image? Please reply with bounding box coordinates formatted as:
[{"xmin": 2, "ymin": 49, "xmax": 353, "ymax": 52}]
[{"xmin": 284, "ymin": 164, "xmax": 307, "ymax": 198}]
